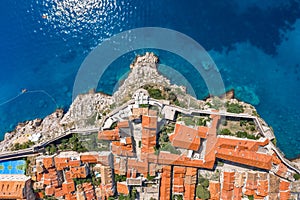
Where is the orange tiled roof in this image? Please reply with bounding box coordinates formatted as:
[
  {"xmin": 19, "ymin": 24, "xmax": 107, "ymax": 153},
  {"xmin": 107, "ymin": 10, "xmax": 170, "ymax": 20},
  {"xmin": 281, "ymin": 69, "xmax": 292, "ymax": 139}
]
[
  {"xmin": 221, "ymin": 189, "xmax": 233, "ymax": 200},
  {"xmin": 65, "ymin": 171, "xmax": 72, "ymax": 182},
  {"xmin": 257, "ymin": 179, "xmax": 268, "ymax": 197},
  {"xmin": 279, "ymin": 180, "xmax": 290, "ymax": 191},
  {"xmin": 62, "ymin": 181, "xmax": 75, "ymax": 194},
  {"xmin": 80, "ymin": 154, "xmax": 99, "ymax": 163},
  {"xmin": 160, "ymin": 166, "xmax": 171, "ymax": 200},
  {"xmin": 117, "ymin": 182, "xmax": 129, "ymax": 195},
  {"xmin": 223, "ymin": 171, "xmax": 235, "ymax": 191},
  {"xmin": 98, "ymin": 128, "xmax": 120, "ymax": 141},
  {"xmin": 279, "ymin": 191, "xmax": 290, "ymax": 200},
  {"xmin": 209, "ymin": 181, "xmax": 220, "ymax": 200},
  {"xmin": 233, "ymin": 187, "xmax": 242, "ymax": 200},
  {"xmin": 142, "ymin": 115, "xmax": 157, "ymax": 129},
  {"xmin": 127, "ymin": 159, "xmax": 148, "ymax": 176},
  {"xmin": 244, "ymin": 188, "xmax": 255, "ymax": 196},
  {"xmin": 272, "ymin": 153, "xmax": 282, "ymax": 165},
  {"xmin": 173, "ymin": 166, "xmax": 185, "ymax": 194},
  {"xmin": 170, "ymin": 123, "xmax": 201, "ymax": 151},
  {"xmin": 70, "ymin": 166, "xmax": 88, "ymax": 179},
  {"xmin": 141, "ymin": 128, "xmax": 156, "ymax": 153},
  {"xmin": 69, "ymin": 160, "xmax": 81, "ymax": 167},
  {"xmin": 36, "ymin": 173, "xmax": 43, "ymax": 182},
  {"xmin": 83, "ymin": 183, "xmax": 96, "ymax": 200},
  {"xmin": 45, "ymin": 186, "xmax": 55, "ymax": 196},
  {"xmin": 54, "ymin": 157, "xmax": 70, "ymax": 170},
  {"xmin": 276, "ymin": 163, "xmax": 288, "ymax": 177},
  {"xmin": 117, "ymin": 121, "xmax": 129, "ymax": 128},
  {"xmin": 112, "ymin": 141, "xmax": 135, "ymax": 157},
  {"xmin": 216, "ymin": 148, "xmax": 272, "ymax": 170},
  {"xmin": 65, "ymin": 193, "xmax": 77, "ymax": 200},
  {"xmin": 54, "ymin": 188, "xmax": 64, "ymax": 198},
  {"xmin": 43, "ymin": 157, "xmax": 54, "ymax": 169},
  {"xmin": 198, "ymin": 126, "xmax": 209, "ymax": 138},
  {"xmin": 184, "ymin": 184, "xmax": 195, "ymax": 200}
]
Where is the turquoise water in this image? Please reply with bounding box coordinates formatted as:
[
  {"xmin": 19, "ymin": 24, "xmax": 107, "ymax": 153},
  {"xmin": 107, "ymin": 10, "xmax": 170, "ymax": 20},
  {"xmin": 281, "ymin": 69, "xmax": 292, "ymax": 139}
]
[
  {"xmin": 0, "ymin": 0, "xmax": 300, "ymax": 158},
  {"xmin": 0, "ymin": 160, "xmax": 26, "ymax": 174}
]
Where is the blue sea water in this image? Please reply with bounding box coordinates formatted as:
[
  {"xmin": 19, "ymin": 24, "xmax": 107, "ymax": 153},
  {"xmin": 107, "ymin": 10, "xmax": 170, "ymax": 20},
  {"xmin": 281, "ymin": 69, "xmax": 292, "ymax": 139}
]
[{"xmin": 0, "ymin": 0, "xmax": 300, "ymax": 158}]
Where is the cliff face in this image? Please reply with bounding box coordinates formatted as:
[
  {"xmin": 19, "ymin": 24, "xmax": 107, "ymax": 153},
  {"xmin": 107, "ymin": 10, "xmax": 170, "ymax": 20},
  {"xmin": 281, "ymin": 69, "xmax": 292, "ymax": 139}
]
[
  {"xmin": 60, "ymin": 92, "xmax": 113, "ymax": 129},
  {"xmin": 0, "ymin": 109, "xmax": 64, "ymax": 151},
  {"xmin": 112, "ymin": 52, "xmax": 170, "ymax": 104},
  {"xmin": 112, "ymin": 52, "xmax": 201, "ymax": 109}
]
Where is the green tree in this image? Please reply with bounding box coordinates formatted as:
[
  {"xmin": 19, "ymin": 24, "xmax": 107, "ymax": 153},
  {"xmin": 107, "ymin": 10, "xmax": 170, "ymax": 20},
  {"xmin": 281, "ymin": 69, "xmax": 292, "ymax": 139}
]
[
  {"xmin": 49, "ymin": 144, "xmax": 57, "ymax": 155},
  {"xmin": 226, "ymin": 103, "xmax": 244, "ymax": 114},
  {"xmin": 196, "ymin": 185, "xmax": 210, "ymax": 200},
  {"xmin": 293, "ymin": 173, "xmax": 300, "ymax": 180},
  {"xmin": 220, "ymin": 129, "xmax": 232, "ymax": 136}
]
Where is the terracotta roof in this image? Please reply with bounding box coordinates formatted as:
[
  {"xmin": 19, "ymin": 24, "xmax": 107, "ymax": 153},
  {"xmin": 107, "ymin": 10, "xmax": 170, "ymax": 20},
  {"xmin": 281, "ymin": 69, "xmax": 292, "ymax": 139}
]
[
  {"xmin": 54, "ymin": 188, "xmax": 64, "ymax": 198},
  {"xmin": 70, "ymin": 166, "xmax": 88, "ymax": 179},
  {"xmin": 141, "ymin": 129, "xmax": 156, "ymax": 153},
  {"xmin": 244, "ymin": 188, "xmax": 255, "ymax": 196},
  {"xmin": 127, "ymin": 159, "xmax": 148, "ymax": 176},
  {"xmin": 65, "ymin": 171, "xmax": 72, "ymax": 182},
  {"xmin": 43, "ymin": 157, "xmax": 54, "ymax": 169},
  {"xmin": 98, "ymin": 128, "xmax": 120, "ymax": 141},
  {"xmin": 216, "ymin": 148, "xmax": 272, "ymax": 170},
  {"xmin": 233, "ymin": 187, "xmax": 242, "ymax": 200},
  {"xmin": 184, "ymin": 184, "xmax": 195, "ymax": 200},
  {"xmin": 279, "ymin": 191, "xmax": 290, "ymax": 200},
  {"xmin": 54, "ymin": 157, "xmax": 70, "ymax": 170},
  {"xmin": 223, "ymin": 171, "xmax": 235, "ymax": 191},
  {"xmin": 246, "ymin": 172, "xmax": 257, "ymax": 190},
  {"xmin": 170, "ymin": 123, "xmax": 201, "ymax": 151},
  {"xmin": 198, "ymin": 126, "xmax": 209, "ymax": 138},
  {"xmin": 112, "ymin": 141, "xmax": 135, "ymax": 157},
  {"xmin": 279, "ymin": 180, "xmax": 290, "ymax": 191},
  {"xmin": 203, "ymin": 115, "xmax": 220, "ymax": 161},
  {"xmin": 276, "ymin": 163, "xmax": 288, "ymax": 177},
  {"xmin": 257, "ymin": 179, "xmax": 268, "ymax": 197},
  {"xmin": 62, "ymin": 181, "xmax": 75, "ymax": 194},
  {"xmin": 142, "ymin": 115, "xmax": 157, "ymax": 129},
  {"xmin": 68, "ymin": 160, "xmax": 81, "ymax": 167},
  {"xmin": 45, "ymin": 186, "xmax": 55, "ymax": 196},
  {"xmin": 173, "ymin": 166, "xmax": 185, "ymax": 194},
  {"xmin": 117, "ymin": 121, "xmax": 129, "ymax": 128},
  {"xmin": 83, "ymin": 182, "xmax": 96, "ymax": 200},
  {"xmin": 209, "ymin": 181, "xmax": 220, "ymax": 200},
  {"xmin": 36, "ymin": 173, "xmax": 42, "ymax": 182},
  {"xmin": 221, "ymin": 189, "xmax": 233, "ymax": 200},
  {"xmin": 160, "ymin": 166, "xmax": 171, "ymax": 200},
  {"xmin": 80, "ymin": 154, "xmax": 99, "ymax": 163},
  {"xmin": 117, "ymin": 182, "xmax": 129, "ymax": 195},
  {"xmin": 65, "ymin": 193, "xmax": 77, "ymax": 200},
  {"xmin": 272, "ymin": 153, "xmax": 282, "ymax": 165}
]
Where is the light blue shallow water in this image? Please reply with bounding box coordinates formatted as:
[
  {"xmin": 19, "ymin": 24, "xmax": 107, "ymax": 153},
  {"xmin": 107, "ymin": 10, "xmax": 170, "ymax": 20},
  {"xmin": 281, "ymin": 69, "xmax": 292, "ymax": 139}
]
[{"xmin": 0, "ymin": 0, "xmax": 300, "ymax": 158}]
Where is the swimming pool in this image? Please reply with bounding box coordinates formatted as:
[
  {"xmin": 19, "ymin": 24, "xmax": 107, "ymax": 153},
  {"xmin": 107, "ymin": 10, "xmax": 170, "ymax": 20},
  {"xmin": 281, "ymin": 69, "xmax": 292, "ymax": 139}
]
[{"xmin": 0, "ymin": 160, "xmax": 26, "ymax": 174}]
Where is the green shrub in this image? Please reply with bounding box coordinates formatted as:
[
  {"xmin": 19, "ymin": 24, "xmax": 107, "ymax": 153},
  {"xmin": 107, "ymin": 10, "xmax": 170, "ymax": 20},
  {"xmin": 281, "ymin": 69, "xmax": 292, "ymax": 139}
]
[
  {"xmin": 196, "ymin": 185, "xmax": 210, "ymax": 200},
  {"xmin": 226, "ymin": 103, "xmax": 244, "ymax": 113},
  {"xmin": 220, "ymin": 129, "xmax": 232, "ymax": 136},
  {"xmin": 293, "ymin": 173, "xmax": 300, "ymax": 180}
]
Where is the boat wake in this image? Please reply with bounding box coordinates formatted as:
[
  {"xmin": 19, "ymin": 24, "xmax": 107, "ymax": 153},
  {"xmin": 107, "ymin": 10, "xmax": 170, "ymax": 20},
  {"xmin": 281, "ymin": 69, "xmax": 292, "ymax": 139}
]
[{"xmin": 0, "ymin": 89, "xmax": 58, "ymax": 108}]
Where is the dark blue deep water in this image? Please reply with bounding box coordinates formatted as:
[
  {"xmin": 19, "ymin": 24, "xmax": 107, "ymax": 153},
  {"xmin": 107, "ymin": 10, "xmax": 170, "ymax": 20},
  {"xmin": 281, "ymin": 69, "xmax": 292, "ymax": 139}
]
[{"xmin": 0, "ymin": 0, "xmax": 300, "ymax": 159}]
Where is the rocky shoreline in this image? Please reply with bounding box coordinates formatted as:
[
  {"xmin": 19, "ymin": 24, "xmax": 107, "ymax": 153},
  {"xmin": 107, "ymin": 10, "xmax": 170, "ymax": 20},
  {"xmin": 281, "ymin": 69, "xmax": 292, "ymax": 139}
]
[{"xmin": 0, "ymin": 52, "xmax": 299, "ymax": 169}]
